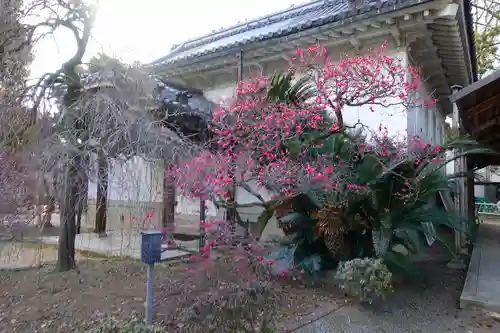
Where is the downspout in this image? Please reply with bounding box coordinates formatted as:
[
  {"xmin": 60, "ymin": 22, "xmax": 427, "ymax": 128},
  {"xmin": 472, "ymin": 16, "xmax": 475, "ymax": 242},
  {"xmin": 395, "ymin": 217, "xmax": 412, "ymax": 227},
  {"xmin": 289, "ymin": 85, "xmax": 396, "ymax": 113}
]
[
  {"xmin": 459, "ymin": 0, "xmax": 477, "ymax": 82},
  {"xmin": 226, "ymin": 50, "xmax": 244, "ymax": 230}
]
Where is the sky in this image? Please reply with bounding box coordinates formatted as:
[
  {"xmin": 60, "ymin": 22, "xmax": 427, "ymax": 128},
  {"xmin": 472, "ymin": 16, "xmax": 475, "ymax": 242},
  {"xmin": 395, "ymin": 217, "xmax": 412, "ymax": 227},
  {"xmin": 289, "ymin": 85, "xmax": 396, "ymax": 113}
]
[{"xmin": 30, "ymin": 0, "xmax": 306, "ymax": 80}]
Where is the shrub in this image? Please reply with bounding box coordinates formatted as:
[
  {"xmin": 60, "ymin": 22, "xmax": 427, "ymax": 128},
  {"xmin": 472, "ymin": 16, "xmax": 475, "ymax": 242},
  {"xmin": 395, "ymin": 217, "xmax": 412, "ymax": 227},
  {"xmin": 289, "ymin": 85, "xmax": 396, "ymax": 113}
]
[
  {"xmin": 334, "ymin": 257, "xmax": 393, "ymax": 301},
  {"xmin": 187, "ymin": 281, "xmax": 279, "ymax": 333},
  {"xmin": 91, "ymin": 317, "xmax": 168, "ymax": 333}
]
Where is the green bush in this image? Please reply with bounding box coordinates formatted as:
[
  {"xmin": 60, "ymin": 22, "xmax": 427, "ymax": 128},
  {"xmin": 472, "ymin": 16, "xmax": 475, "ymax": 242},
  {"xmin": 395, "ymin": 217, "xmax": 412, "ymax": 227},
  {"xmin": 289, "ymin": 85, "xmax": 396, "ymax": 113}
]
[
  {"xmin": 91, "ymin": 318, "xmax": 168, "ymax": 333},
  {"xmin": 334, "ymin": 258, "xmax": 393, "ymax": 301}
]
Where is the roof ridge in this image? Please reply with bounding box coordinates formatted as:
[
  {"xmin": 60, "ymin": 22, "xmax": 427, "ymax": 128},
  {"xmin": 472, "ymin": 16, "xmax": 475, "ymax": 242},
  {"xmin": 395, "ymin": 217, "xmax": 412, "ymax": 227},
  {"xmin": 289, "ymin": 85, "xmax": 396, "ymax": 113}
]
[{"xmin": 169, "ymin": 0, "xmax": 340, "ymax": 53}]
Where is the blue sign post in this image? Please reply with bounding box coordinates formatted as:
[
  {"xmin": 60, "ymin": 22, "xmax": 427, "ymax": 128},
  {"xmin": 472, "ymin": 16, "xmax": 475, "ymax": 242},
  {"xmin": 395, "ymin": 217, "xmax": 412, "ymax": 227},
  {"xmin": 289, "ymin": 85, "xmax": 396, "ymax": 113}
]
[
  {"xmin": 140, "ymin": 227, "xmax": 205, "ymax": 326},
  {"xmin": 140, "ymin": 230, "xmax": 162, "ymax": 326}
]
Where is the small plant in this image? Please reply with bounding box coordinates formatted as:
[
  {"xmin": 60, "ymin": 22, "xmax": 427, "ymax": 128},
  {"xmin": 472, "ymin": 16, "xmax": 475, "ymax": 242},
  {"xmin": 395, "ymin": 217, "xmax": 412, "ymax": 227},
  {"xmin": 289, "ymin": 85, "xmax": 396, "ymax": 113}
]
[
  {"xmin": 334, "ymin": 257, "xmax": 393, "ymax": 301},
  {"xmin": 91, "ymin": 317, "xmax": 168, "ymax": 333}
]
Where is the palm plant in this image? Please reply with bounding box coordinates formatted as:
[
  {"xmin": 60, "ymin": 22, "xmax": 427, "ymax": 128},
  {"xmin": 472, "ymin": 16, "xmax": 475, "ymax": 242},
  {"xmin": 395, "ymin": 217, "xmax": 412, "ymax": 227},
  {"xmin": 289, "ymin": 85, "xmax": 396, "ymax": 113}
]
[{"xmin": 257, "ymin": 71, "xmax": 498, "ymax": 279}]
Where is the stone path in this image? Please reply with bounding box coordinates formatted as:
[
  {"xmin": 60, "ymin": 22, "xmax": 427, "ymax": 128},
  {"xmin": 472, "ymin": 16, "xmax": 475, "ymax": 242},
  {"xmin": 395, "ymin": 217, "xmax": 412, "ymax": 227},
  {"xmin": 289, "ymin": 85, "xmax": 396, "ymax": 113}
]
[
  {"xmin": 461, "ymin": 218, "xmax": 500, "ymax": 312},
  {"xmin": 294, "ymin": 305, "xmax": 498, "ymax": 333},
  {"xmin": 38, "ymin": 230, "xmax": 195, "ymax": 261},
  {"xmin": 0, "ymin": 242, "xmax": 83, "ymax": 270}
]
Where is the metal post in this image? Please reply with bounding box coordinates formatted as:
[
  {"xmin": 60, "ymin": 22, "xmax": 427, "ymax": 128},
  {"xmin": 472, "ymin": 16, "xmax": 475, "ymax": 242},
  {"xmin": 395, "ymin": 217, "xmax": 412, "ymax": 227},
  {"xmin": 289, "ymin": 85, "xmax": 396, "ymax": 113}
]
[
  {"xmin": 199, "ymin": 193, "xmax": 206, "ymax": 252},
  {"xmin": 227, "ymin": 51, "xmax": 244, "ymax": 232},
  {"xmin": 145, "ymin": 263, "xmax": 154, "ymax": 326},
  {"xmin": 238, "ymin": 50, "xmax": 244, "ymax": 82},
  {"xmin": 451, "ymin": 85, "xmax": 463, "ymax": 253}
]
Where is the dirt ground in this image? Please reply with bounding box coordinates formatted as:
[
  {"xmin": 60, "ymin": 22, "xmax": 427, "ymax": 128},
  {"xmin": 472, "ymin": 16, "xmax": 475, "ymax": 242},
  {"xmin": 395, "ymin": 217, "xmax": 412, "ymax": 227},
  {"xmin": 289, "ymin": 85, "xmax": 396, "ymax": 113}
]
[
  {"xmin": 0, "ymin": 243, "xmax": 499, "ymax": 333},
  {"xmin": 0, "ymin": 254, "xmax": 342, "ymax": 333}
]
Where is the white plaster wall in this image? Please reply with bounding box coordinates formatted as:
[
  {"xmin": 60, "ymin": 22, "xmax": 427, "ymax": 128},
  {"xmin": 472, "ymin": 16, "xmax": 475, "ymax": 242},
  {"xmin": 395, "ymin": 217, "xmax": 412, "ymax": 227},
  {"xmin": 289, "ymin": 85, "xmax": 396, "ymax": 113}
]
[
  {"xmin": 476, "ymin": 168, "xmax": 488, "ymax": 181},
  {"xmin": 175, "ymin": 196, "xmax": 218, "ymax": 217},
  {"xmin": 491, "ymin": 173, "xmax": 500, "ymax": 183},
  {"xmin": 445, "ymin": 150, "xmax": 454, "ymax": 175},
  {"xmin": 412, "ymin": 80, "xmax": 446, "ymax": 146},
  {"xmin": 340, "ymin": 49, "xmax": 409, "ymax": 139},
  {"xmin": 205, "ymin": 48, "xmax": 411, "ymax": 140},
  {"xmin": 199, "ymin": 42, "xmax": 449, "ymax": 240},
  {"xmin": 87, "ymin": 155, "xmax": 163, "ymax": 203},
  {"xmin": 475, "ymin": 185, "xmax": 485, "ymax": 198},
  {"xmin": 475, "ymin": 167, "xmax": 500, "ymax": 183}
]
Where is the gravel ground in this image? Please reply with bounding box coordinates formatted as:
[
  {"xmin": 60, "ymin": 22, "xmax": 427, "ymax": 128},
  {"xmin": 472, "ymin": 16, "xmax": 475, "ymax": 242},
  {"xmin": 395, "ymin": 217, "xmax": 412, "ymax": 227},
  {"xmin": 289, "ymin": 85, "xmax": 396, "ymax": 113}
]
[
  {"xmin": 0, "ymin": 245, "xmax": 499, "ymax": 333},
  {"xmin": 295, "ymin": 262, "xmax": 500, "ymax": 333}
]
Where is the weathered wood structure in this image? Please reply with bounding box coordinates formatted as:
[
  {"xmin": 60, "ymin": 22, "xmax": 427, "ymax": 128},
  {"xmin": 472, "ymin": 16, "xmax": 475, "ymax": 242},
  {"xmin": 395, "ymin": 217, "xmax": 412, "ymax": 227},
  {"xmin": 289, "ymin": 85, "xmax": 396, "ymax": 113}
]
[
  {"xmin": 452, "ymin": 70, "xmax": 500, "ymax": 158},
  {"xmin": 451, "ymin": 70, "xmax": 500, "ymax": 251}
]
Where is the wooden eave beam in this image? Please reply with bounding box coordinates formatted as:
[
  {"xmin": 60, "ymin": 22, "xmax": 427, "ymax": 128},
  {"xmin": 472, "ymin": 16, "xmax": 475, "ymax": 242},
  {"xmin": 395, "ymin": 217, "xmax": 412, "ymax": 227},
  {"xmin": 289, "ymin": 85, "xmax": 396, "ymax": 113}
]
[{"xmin": 465, "ymin": 93, "xmax": 500, "ymax": 118}]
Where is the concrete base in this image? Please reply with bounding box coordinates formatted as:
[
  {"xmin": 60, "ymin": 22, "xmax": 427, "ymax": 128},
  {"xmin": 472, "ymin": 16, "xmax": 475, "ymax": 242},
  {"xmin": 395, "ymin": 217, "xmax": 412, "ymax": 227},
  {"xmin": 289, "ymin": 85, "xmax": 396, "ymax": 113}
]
[
  {"xmin": 84, "ymin": 199, "xmax": 285, "ymax": 243},
  {"xmin": 460, "ymin": 218, "xmax": 500, "ymax": 311},
  {"xmin": 38, "ymin": 231, "xmax": 195, "ymax": 261}
]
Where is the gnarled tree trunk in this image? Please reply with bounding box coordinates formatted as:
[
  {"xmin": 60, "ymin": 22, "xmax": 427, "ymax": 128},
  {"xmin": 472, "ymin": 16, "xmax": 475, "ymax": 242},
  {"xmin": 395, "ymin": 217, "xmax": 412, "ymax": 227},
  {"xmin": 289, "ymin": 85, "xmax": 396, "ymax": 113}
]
[
  {"xmin": 56, "ymin": 154, "xmax": 79, "ymax": 271},
  {"xmin": 162, "ymin": 162, "xmax": 176, "ymax": 238},
  {"xmin": 94, "ymin": 152, "xmax": 108, "ymax": 236}
]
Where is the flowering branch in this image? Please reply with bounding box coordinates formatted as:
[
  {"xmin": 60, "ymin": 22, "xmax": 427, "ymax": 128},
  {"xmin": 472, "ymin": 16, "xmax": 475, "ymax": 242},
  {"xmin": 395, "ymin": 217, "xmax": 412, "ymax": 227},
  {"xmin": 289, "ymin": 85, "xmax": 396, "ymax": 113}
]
[{"xmin": 175, "ymin": 43, "xmax": 435, "ymax": 230}]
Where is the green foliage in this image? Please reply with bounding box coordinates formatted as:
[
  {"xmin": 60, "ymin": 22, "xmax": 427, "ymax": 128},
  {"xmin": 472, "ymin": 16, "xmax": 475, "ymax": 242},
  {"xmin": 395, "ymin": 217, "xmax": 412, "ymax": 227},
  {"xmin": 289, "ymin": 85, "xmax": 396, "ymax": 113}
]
[
  {"xmin": 254, "ymin": 69, "xmax": 497, "ymax": 281},
  {"xmin": 91, "ymin": 318, "xmax": 167, "ymax": 333},
  {"xmin": 266, "ymin": 72, "xmax": 314, "ymax": 105},
  {"xmin": 335, "ymin": 258, "xmax": 393, "ymax": 301},
  {"xmin": 260, "ymin": 244, "xmax": 323, "ymax": 278},
  {"xmin": 259, "ymin": 208, "xmax": 334, "ymax": 279},
  {"xmin": 472, "ymin": 1, "xmax": 500, "ymax": 77},
  {"xmin": 476, "ymin": 28, "xmax": 500, "ymax": 77},
  {"xmin": 382, "ymin": 251, "xmax": 425, "ymax": 281},
  {"xmin": 262, "ymin": 133, "xmax": 488, "ymax": 279}
]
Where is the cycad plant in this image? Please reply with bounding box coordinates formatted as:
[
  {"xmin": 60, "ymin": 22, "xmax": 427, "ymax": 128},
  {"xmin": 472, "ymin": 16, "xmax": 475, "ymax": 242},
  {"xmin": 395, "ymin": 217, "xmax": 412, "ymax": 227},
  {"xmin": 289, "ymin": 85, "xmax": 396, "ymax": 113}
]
[{"xmin": 258, "ymin": 71, "xmax": 497, "ymax": 279}]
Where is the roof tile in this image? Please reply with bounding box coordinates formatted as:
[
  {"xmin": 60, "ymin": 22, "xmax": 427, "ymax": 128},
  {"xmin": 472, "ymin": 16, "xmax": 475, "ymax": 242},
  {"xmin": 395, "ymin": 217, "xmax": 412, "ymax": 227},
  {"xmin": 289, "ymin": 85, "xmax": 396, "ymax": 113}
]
[{"xmin": 149, "ymin": 0, "xmax": 434, "ymax": 67}]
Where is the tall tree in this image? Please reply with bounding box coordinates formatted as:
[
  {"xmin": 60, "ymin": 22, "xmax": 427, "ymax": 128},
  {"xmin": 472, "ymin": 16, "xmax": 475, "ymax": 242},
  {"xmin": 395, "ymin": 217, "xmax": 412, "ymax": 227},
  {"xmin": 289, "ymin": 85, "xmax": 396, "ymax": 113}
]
[
  {"xmin": 472, "ymin": 0, "xmax": 500, "ymax": 77},
  {"xmin": 0, "ymin": 0, "xmax": 33, "ymax": 211},
  {"xmin": 50, "ymin": 0, "xmax": 95, "ymax": 271},
  {"xmin": 4, "ymin": 0, "xmax": 97, "ymax": 271}
]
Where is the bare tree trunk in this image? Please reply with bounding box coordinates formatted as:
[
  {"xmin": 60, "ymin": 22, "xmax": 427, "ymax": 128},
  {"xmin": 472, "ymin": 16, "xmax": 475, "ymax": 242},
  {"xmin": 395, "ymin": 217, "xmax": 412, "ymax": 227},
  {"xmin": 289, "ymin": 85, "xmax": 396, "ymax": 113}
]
[
  {"xmin": 42, "ymin": 196, "xmax": 55, "ymax": 227},
  {"xmin": 162, "ymin": 162, "xmax": 176, "ymax": 238},
  {"xmin": 94, "ymin": 152, "xmax": 108, "ymax": 236},
  {"xmin": 33, "ymin": 173, "xmax": 43, "ymax": 226},
  {"xmin": 56, "ymin": 155, "xmax": 79, "ymax": 272},
  {"xmin": 41, "ymin": 177, "xmax": 54, "ymax": 228},
  {"xmin": 76, "ymin": 169, "xmax": 88, "ymax": 234}
]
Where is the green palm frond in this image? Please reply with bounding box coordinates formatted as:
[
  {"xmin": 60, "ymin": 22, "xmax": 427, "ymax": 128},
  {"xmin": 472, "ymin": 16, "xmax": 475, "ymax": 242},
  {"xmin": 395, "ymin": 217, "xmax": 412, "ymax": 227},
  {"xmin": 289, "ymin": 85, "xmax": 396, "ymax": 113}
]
[{"xmin": 267, "ymin": 72, "xmax": 314, "ymax": 105}]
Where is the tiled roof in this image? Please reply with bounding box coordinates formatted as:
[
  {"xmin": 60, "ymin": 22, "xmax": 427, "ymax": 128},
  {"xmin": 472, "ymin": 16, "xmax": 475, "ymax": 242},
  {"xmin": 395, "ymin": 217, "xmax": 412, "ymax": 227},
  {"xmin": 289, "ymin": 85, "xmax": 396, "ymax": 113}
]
[
  {"xmin": 82, "ymin": 71, "xmax": 215, "ymax": 121},
  {"xmin": 149, "ymin": 0, "xmax": 429, "ymax": 67},
  {"xmin": 158, "ymin": 80, "xmax": 216, "ymax": 121}
]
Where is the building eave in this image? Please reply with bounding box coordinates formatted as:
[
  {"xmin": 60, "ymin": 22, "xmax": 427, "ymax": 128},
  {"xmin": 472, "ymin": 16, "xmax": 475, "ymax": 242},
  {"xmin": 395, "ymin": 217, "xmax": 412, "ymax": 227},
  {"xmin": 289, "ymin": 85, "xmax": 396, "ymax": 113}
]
[{"xmin": 150, "ymin": 0, "xmax": 447, "ymax": 75}]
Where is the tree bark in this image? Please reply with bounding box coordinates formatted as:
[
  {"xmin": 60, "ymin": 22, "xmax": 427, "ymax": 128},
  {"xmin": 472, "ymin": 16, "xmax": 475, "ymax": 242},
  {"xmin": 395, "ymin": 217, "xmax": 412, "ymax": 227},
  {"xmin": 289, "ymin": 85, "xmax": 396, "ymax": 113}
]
[
  {"xmin": 162, "ymin": 162, "xmax": 176, "ymax": 238},
  {"xmin": 75, "ymin": 168, "xmax": 88, "ymax": 234},
  {"xmin": 56, "ymin": 75, "xmax": 82, "ymax": 272},
  {"xmin": 56, "ymin": 155, "xmax": 79, "ymax": 272},
  {"xmin": 42, "ymin": 196, "xmax": 55, "ymax": 227},
  {"xmin": 49, "ymin": 3, "xmax": 94, "ymax": 272},
  {"xmin": 94, "ymin": 152, "xmax": 108, "ymax": 235}
]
